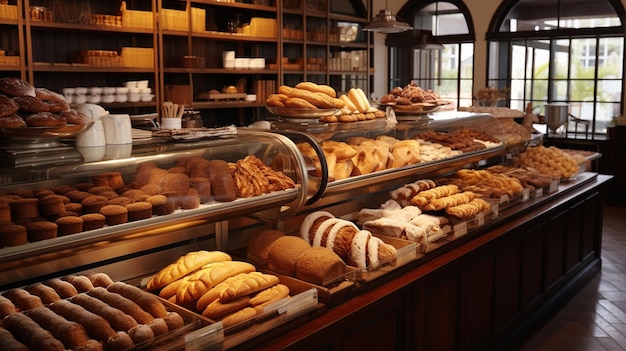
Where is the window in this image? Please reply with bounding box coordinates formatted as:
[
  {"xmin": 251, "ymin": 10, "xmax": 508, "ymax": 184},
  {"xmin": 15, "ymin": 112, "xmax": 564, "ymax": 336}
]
[
  {"xmin": 390, "ymin": 1, "xmax": 475, "ymax": 108},
  {"xmin": 487, "ymin": 0, "xmax": 625, "ymax": 138}
]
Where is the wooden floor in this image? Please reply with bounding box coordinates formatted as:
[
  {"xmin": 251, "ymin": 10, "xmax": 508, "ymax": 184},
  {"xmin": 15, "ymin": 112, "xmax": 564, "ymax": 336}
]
[{"xmin": 521, "ymin": 204, "xmax": 626, "ymax": 350}]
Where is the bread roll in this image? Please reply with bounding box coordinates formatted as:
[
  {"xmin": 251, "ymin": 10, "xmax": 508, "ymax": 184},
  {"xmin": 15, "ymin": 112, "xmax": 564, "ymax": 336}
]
[
  {"xmin": 127, "ymin": 324, "xmax": 154, "ymax": 344},
  {"xmin": 146, "ymin": 250, "xmax": 232, "ymax": 291},
  {"xmin": 24, "ymin": 283, "xmax": 61, "ymax": 304},
  {"xmin": 295, "ymin": 82, "xmax": 337, "ymax": 98},
  {"xmin": 0, "ymin": 77, "xmax": 35, "ymax": 97},
  {"xmin": 3, "ymin": 288, "xmax": 43, "ymax": 311},
  {"xmin": 64, "ymin": 274, "xmax": 95, "ymax": 292},
  {"xmin": 2, "ymin": 312, "xmax": 65, "ymax": 351},
  {"xmin": 107, "ymin": 282, "xmax": 168, "ymax": 318},
  {"xmin": 0, "ymin": 295, "xmax": 17, "ymax": 318},
  {"xmin": 44, "ymin": 278, "xmax": 78, "ymax": 298},
  {"xmin": 87, "ymin": 272, "xmax": 115, "ymax": 288},
  {"xmin": 218, "ymin": 272, "xmax": 280, "ymax": 303},
  {"xmin": 48, "ymin": 299, "xmax": 116, "ymax": 343},
  {"xmin": 158, "ymin": 275, "xmax": 190, "ymax": 302},
  {"xmin": 202, "ymin": 296, "xmax": 250, "ymax": 320},
  {"xmin": 0, "ymin": 327, "xmax": 29, "ymax": 351}
]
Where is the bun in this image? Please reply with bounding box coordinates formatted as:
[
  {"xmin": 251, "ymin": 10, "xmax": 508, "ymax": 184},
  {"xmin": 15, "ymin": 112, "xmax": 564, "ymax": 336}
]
[
  {"xmin": 25, "ymin": 112, "xmax": 66, "ymax": 127},
  {"xmin": 0, "ymin": 114, "xmax": 26, "ymax": 128},
  {"xmin": 0, "ymin": 94, "xmax": 20, "ymax": 117},
  {"xmin": 0, "ymin": 77, "xmax": 35, "ymax": 97},
  {"xmin": 60, "ymin": 109, "xmax": 90, "ymax": 125},
  {"xmin": 146, "ymin": 250, "xmax": 232, "ymax": 291},
  {"xmin": 348, "ymin": 88, "xmax": 370, "ymax": 113}
]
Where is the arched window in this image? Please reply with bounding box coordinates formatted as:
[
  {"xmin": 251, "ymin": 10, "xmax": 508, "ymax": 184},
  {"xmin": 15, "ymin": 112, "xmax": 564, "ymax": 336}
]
[
  {"xmin": 487, "ymin": 0, "xmax": 625, "ymax": 138},
  {"xmin": 389, "ymin": 1, "xmax": 475, "ymax": 108}
]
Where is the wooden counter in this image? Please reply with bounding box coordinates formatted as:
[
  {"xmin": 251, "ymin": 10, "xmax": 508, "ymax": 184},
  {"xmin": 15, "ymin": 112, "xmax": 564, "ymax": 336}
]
[{"xmin": 233, "ymin": 173, "xmax": 611, "ymax": 350}]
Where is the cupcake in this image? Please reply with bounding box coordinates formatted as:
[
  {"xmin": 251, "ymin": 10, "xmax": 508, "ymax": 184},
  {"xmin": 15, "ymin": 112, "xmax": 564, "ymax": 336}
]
[
  {"xmin": 26, "ymin": 220, "xmax": 58, "ymax": 242},
  {"xmin": 121, "ymin": 189, "xmax": 148, "ymax": 203},
  {"xmin": 0, "ymin": 223, "xmax": 28, "ymax": 246},
  {"xmin": 99, "ymin": 205, "xmax": 128, "ymax": 226},
  {"xmin": 87, "ymin": 186, "xmax": 114, "ymax": 195},
  {"xmin": 146, "ymin": 195, "xmax": 174, "ymax": 216},
  {"xmin": 0, "ymin": 202, "xmax": 10, "ymax": 222},
  {"xmin": 39, "ymin": 194, "xmax": 66, "ymax": 217},
  {"xmin": 180, "ymin": 188, "xmax": 201, "ymax": 210},
  {"xmin": 10, "ymin": 198, "xmax": 40, "ymax": 220},
  {"xmin": 81, "ymin": 213, "xmax": 106, "ymax": 231},
  {"xmin": 126, "ymin": 202, "xmax": 153, "ymax": 222},
  {"xmin": 81, "ymin": 195, "xmax": 107, "ymax": 214},
  {"xmin": 56, "ymin": 216, "xmax": 84, "ymax": 236}
]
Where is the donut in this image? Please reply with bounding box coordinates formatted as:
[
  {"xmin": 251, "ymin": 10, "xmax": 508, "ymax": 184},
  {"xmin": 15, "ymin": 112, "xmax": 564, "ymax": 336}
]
[
  {"xmin": 0, "ymin": 94, "xmax": 20, "ymax": 117},
  {"xmin": 24, "ymin": 112, "xmax": 67, "ymax": 127},
  {"xmin": 13, "ymin": 95, "xmax": 50, "ymax": 113},
  {"xmin": 0, "ymin": 77, "xmax": 35, "ymax": 97},
  {"xmin": 0, "ymin": 114, "xmax": 26, "ymax": 128}
]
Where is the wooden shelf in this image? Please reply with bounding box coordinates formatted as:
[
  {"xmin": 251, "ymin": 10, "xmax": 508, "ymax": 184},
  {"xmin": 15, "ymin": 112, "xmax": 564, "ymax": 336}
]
[{"xmin": 28, "ymin": 21, "xmax": 154, "ymax": 34}]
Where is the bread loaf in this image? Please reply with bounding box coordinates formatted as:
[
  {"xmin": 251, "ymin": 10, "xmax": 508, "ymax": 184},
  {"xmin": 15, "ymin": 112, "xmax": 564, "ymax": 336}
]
[
  {"xmin": 146, "ymin": 250, "xmax": 232, "ymax": 291},
  {"xmin": 24, "ymin": 283, "xmax": 61, "ymax": 304},
  {"xmin": 3, "ymin": 288, "xmax": 43, "ymax": 311},
  {"xmin": 176, "ymin": 261, "xmax": 256, "ymax": 306},
  {"xmin": 202, "ymin": 296, "xmax": 250, "ymax": 320},
  {"xmin": 0, "ymin": 326, "xmax": 29, "ymax": 351},
  {"xmin": 295, "ymin": 82, "xmax": 337, "ymax": 98},
  {"xmin": 2, "ymin": 312, "xmax": 65, "ymax": 351},
  {"xmin": 218, "ymin": 272, "xmax": 280, "ymax": 303},
  {"xmin": 219, "ymin": 306, "xmax": 257, "ymax": 328},
  {"xmin": 0, "ymin": 77, "xmax": 36, "ymax": 97},
  {"xmin": 295, "ymin": 247, "xmax": 345, "ymax": 286},
  {"xmin": 0, "ymin": 295, "xmax": 17, "ymax": 318},
  {"xmin": 266, "ymin": 236, "xmax": 310, "ymax": 275},
  {"xmin": 246, "ymin": 229, "xmax": 285, "ymax": 265},
  {"xmin": 70, "ymin": 293, "xmax": 138, "ymax": 331}
]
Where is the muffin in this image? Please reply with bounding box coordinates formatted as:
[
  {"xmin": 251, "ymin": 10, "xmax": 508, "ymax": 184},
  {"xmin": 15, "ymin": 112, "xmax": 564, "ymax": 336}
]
[
  {"xmin": 146, "ymin": 195, "xmax": 174, "ymax": 216},
  {"xmin": 74, "ymin": 182, "xmax": 94, "ymax": 191},
  {"xmin": 179, "ymin": 188, "xmax": 200, "ymax": 210},
  {"xmin": 126, "ymin": 202, "xmax": 153, "ymax": 222},
  {"xmin": 26, "ymin": 220, "xmax": 58, "ymax": 242},
  {"xmin": 139, "ymin": 184, "xmax": 161, "ymax": 196},
  {"xmin": 0, "ymin": 202, "xmax": 10, "ymax": 222},
  {"xmin": 121, "ymin": 189, "xmax": 148, "ymax": 203},
  {"xmin": 56, "ymin": 216, "xmax": 84, "ymax": 236},
  {"xmin": 81, "ymin": 195, "xmax": 108, "ymax": 214},
  {"xmin": 49, "ymin": 211, "xmax": 79, "ymax": 222},
  {"xmin": 39, "ymin": 194, "xmax": 66, "ymax": 217},
  {"xmin": 191, "ymin": 177, "xmax": 212, "ymax": 203},
  {"xmin": 107, "ymin": 197, "xmax": 131, "ymax": 207},
  {"xmin": 64, "ymin": 202, "xmax": 83, "ymax": 215},
  {"xmin": 161, "ymin": 173, "xmax": 190, "ymax": 196},
  {"xmin": 99, "ymin": 205, "xmax": 128, "ymax": 226},
  {"xmin": 81, "ymin": 213, "xmax": 106, "ymax": 231},
  {"xmin": 50, "ymin": 185, "xmax": 76, "ymax": 195},
  {"xmin": 98, "ymin": 191, "xmax": 119, "ymax": 200},
  {"xmin": 87, "ymin": 186, "xmax": 114, "ymax": 195},
  {"xmin": 64, "ymin": 190, "xmax": 94, "ymax": 203},
  {"xmin": 10, "ymin": 198, "xmax": 40, "ymax": 220},
  {"xmin": 0, "ymin": 223, "xmax": 28, "ymax": 246},
  {"xmin": 33, "ymin": 189, "xmax": 55, "ymax": 199}
]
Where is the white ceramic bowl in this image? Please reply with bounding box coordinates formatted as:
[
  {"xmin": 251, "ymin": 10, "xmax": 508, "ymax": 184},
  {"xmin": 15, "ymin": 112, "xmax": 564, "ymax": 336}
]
[
  {"xmin": 101, "ymin": 95, "xmax": 115, "ymax": 103},
  {"xmin": 89, "ymin": 87, "xmax": 103, "ymax": 95},
  {"xmin": 129, "ymin": 87, "xmax": 141, "ymax": 94},
  {"xmin": 137, "ymin": 80, "xmax": 149, "ymax": 88},
  {"xmin": 115, "ymin": 94, "xmax": 128, "ymax": 103},
  {"xmin": 140, "ymin": 94, "xmax": 155, "ymax": 102},
  {"xmin": 74, "ymin": 95, "xmax": 87, "ymax": 104},
  {"xmin": 102, "ymin": 87, "xmax": 116, "ymax": 95},
  {"xmin": 75, "ymin": 87, "xmax": 88, "ymax": 95},
  {"xmin": 87, "ymin": 94, "xmax": 101, "ymax": 104},
  {"xmin": 139, "ymin": 87, "xmax": 151, "ymax": 94},
  {"xmin": 129, "ymin": 93, "xmax": 141, "ymax": 102},
  {"xmin": 116, "ymin": 87, "xmax": 129, "ymax": 94}
]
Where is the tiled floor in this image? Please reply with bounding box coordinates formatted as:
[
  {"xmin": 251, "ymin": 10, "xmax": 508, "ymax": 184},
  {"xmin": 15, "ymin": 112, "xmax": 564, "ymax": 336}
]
[{"xmin": 521, "ymin": 205, "xmax": 626, "ymax": 350}]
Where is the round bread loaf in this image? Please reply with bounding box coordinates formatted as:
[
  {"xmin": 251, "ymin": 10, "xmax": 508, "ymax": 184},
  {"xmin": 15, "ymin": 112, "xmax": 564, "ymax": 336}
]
[
  {"xmin": 25, "ymin": 112, "xmax": 66, "ymax": 127},
  {"xmin": 295, "ymin": 246, "xmax": 345, "ymax": 286},
  {"xmin": 0, "ymin": 77, "xmax": 35, "ymax": 97},
  {"xmin": 266, "ymin": 236, "xmax": 310, "ymax": 275},
  {"xmin": 0, "ymin": 95, "xmax": 20, "ymax": 117},
  {"xmin": 14, "ymin": 95, "xmax": 50, "ymax": 113},
  {"xmin": 0, "ymin": 114, "xmax": 26, "ymax": 128},
  {"xmin": 246, "ymin": 229, "xmax": 285, "ymax": 265}
]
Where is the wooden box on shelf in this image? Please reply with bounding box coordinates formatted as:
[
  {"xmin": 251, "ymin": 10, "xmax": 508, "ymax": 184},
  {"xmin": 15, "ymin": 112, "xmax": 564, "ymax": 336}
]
[
  {"xmin": 121, "ymin": 47, "xmax": 154, "ymax": 68},
  {"xmin": 121, "ymin": 9, "xmax": 153, "ymax": 29},
  {"xmin": 0, "ymin": 4, "xmax": 17, "ymax": 19},
  {"xmin": 165, "ymin": 85, "xmax": 193, "ymax": 105}
]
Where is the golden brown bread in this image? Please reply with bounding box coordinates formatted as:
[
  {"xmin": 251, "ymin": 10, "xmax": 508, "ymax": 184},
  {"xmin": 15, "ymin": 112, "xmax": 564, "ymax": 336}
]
[
  {"xmin": 295, "ymin": 247, "xmax": 345, "ymax": 286},
  {"xmin": 24, "ymin": 283, "xmax": 61, "ymax": 304},
  {"xmin": 0, "ymin": 295, "xmax": 17, "ymax": 318},
  {"xmin": 246, "ymin": 229, "xmax": 286, "ymax": 265},
  {"xmin": 219, "ymin": 306, "xmax": 257, "ymax": 328},
  {"xmin": 284, "ymin": 97, "xmax": 317, "ymax": 109},
  {"xmin": 202, "ymin": 295, "xmax": 250, "ymax": 320},
  {"xmin": 176, "ymin": 261, "xmax": 256, "ymax": 306},
  {"xmin": 87, "ymin": 287, "xmax": 153, "ymax": 324},
  {"xmin": 146, "ymin": 250, "xmax": 232, "ymax": 291},
  {"xmin": 0, "ymin": 326, "xmax": 29, "ymax": 351},
  {"xmin": 3, "ymin": 288, "xmax": 43, "ymax": 311},
  {"xmin": 286, "ymin": 87, "xmax": 337, "ymax": 109},
  {"xmin": 2, "ymin": 312, "xmax": 65, "ymax": 351},
  {"xmin": 218, "ymin": 272, "xmax": 280, "ymax": 303},
  {"xmin": 266, "ymin": 236, "xmax": 310, "ymax": 275},
  {"xmin": 158, "ymin": 275, "xmax": 190, "ymax": 302},
  {"xmin": 295, "ymin": 82, "xmax": 337, "ymax": 98},
  {"xmin": 48, "ymin": 299, "xmax": 120, "ymax": 344},
  {"xmin": 249, "ymin": 283, "xmax": 290, "ymax": 314},
  {"xmin": 107, "ymin": 282, "xmax": 168, "ymax": 318}
]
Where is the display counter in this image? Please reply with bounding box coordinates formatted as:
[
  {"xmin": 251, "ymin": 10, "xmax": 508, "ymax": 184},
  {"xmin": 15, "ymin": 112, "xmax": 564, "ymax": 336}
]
[{"xmin": 0, "ymin": 112, "xmax": 610, "ymax": 350}]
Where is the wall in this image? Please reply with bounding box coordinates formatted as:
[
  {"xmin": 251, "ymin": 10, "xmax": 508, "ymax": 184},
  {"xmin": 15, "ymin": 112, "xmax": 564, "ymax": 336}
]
[{"xmin": 371, "ymin": 0, "xmax": 626, "ymax": 117}]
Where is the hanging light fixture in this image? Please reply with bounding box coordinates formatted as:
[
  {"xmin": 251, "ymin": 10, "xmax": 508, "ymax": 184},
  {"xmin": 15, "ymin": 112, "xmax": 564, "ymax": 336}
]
[
  {"xmin": 385, "ymin": 29, "xmax": 444, "ymax": 50},
  {"xmin": 363, "ymin": 0, "xmax": 413, "ymax": 34}
]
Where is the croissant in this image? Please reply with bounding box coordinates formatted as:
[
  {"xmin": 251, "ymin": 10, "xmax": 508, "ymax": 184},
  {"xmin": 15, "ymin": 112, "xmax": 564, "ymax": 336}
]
[{"xmin": 411, "ymin": 184, "xmax": 460, "ymax": 206}]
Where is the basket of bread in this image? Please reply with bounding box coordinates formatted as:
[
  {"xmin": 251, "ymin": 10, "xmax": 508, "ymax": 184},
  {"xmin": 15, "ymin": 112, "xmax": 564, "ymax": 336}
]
[{"xmin": 378, "ymin": 81, "xmax": 451, "ymax": 115}]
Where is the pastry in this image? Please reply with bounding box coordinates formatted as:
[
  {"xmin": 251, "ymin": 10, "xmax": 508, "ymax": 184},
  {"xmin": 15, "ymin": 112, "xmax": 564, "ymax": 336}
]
[
  {"xmin": 14, "ymin": 95, "xmax": 50, "ymax": 113},
  {"xmin": 0, "ymin": 114, "xmax": 26, "ymax": 128},
  {"xmin": 0, "ymin": 94, "xmax": 20, "ymax": 117},
  {"xmin": 0, "ymin": 77, "xmax": 36, "ymax": 97},
  {"xmin": 24, "ymin": 112, "xmax": 66, "ymax": 127}
]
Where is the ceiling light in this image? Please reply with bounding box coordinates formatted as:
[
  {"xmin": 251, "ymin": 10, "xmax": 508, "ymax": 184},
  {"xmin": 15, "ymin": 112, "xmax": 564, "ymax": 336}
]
[
  {"xmin": 363, "ymin": 7, "xmax": 413, "ymax": 34},
  {"xmin": 385, "ymin": 29, "xmax": 444, "ymax": 50}
]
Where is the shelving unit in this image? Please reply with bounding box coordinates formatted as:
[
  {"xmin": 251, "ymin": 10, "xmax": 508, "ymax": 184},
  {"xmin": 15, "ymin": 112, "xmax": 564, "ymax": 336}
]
[{"xmin": 1, "ymin": 0, "xmax": 372, "ymax": 126}]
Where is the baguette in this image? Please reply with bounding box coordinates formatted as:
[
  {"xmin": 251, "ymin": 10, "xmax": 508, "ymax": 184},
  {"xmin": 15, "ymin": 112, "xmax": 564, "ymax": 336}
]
[
  {"xmin": 26, "ymin": 306, "xmax": 94, "ymax": 350},
  {"xmin": 295, "ymin": 82, "xmax": 336, "ymax": 97},
  {"xmin": 158, "ymin": 275, "xmax": 191, "ymax": 301},
  {"xmin": 146, "ymin": 250, "xmax": 232, "ymax": 291},
  {"xmin": 44, "ymin": 278, "xmax": 78, "ymax": 298},
  {"xmin": 25, "ymin": 283, "xmax": 61, "ymax": 304},
  {"xmin": 71, "ymin": 293, "xmax": 138, "ymax": 332},
  {"xmin": 64, "ymin": 275, "xmax": 95, "ymax": 293},
  {"xmin": 202, "ymin": 296, "xmax": 250, "ymax": 320},
  {"xmin": 88, "ymin": 287, "xmax": 153, "ymax": 324},
  {"xmin": 107, "ymin": 282, "xmax": 168, "ymax": 318},
  {"xmin": 0, "ymin": 295, "xmax": 18, "ymax": 318},
  {"xmin": 249, "ymin": 284, "xmax": 290, "ymax": 308},
  {"xmin": 284, "ymin": 97, "xmax": 317, "ymax": 109},
  {"xmin": 287, "ymin": 88, "xmax": 336, "ymax": 109},
  {"xmin": 3, "ymin": 288, "xmax": 43, "ymax": 311},
  {"xmin": 348, "ymin": 88, "xmax": 369, "ymax": 113},
  {"xmin": 220, "ymin": 307, "xmax": 257, "ymax": 328},
  {"xmin": 219, "ymin": 272, "xmax": 280, "ymax": 302},
  {"xmin": 2, "ymin": 312, "xmax": 65, "ymax": 351},
  {"xmin": 176, "ymin": 261, "xmax": 256, "ymax": 306},
  {"xmin": 196, "ymin": 272, "xmax": 250, "ymax": 311},
  {"xmin": 48, "ymin": 300, "xmax": 124, "ymax": 346},
  {"xmin": 0, "ymin": 327, "xmax": 29, "ymax": 351}
]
